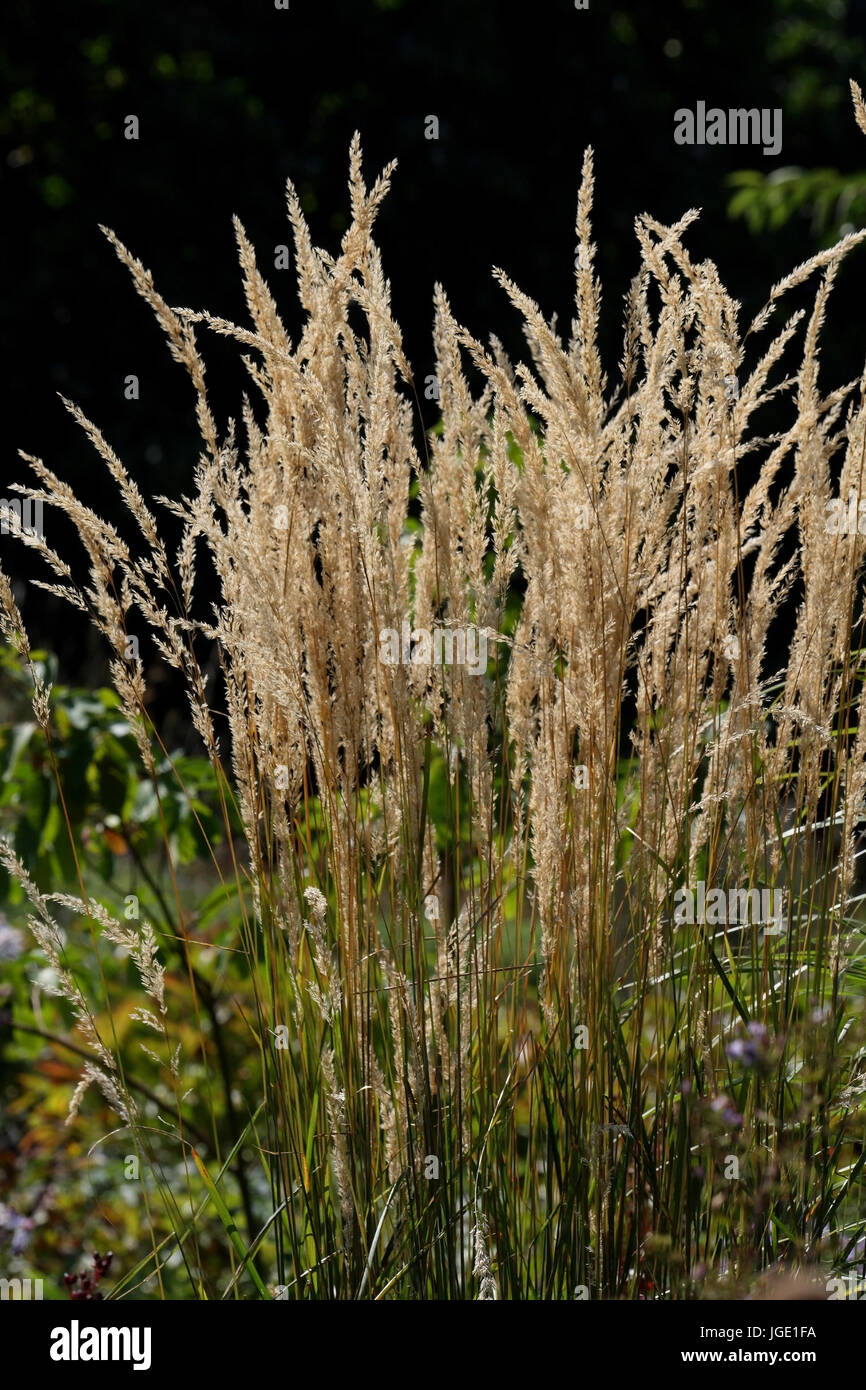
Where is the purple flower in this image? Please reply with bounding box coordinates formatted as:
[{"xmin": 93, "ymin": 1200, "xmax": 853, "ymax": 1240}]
[
  {"xmin": 0, "ymin": 1204, "xmax": 33, "ymax": 1254},
  {"xmin": 0, "ymin": 918, "xmax": 25, "ymax": 962},
  {"xmin": 727, "ymin": 1037, "xmax": 760, "ymax": 1067},
  {"xmin": 726, "ymin": 1021, "xmax": 771, "ymax": 1069},
  {"xmin": 10, "ymin": 1218, "xmax": 33, "ymax": 1255},
  {"xmin": 710, "ymin": 1094, "xmax": 743, "ymax": 1127}
]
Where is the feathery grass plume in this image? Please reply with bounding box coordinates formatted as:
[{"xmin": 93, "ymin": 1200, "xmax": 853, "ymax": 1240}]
[
  {"xmin": 3, "ymin": 93, "xmax": 866, "ymax": 1298},
  {"xmin": 852, "ymin": 79, "xmax": 866, "ymax": 139}
]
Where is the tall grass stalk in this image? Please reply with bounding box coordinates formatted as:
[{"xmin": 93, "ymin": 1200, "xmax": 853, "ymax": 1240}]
[{"xmin": 4, "ymin": 88, "xmax": 866, "ymax": 1300}]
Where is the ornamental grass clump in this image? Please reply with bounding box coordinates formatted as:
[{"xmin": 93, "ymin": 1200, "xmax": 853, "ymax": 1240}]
[{"xmin": 4, "ymin": 84, "xmax": 866, "ymax": 1301}]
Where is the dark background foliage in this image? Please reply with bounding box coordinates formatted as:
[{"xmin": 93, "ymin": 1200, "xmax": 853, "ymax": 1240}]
[{"xmin": 3, "ymin": 0, "xmax": 866, "ymax": 689}]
